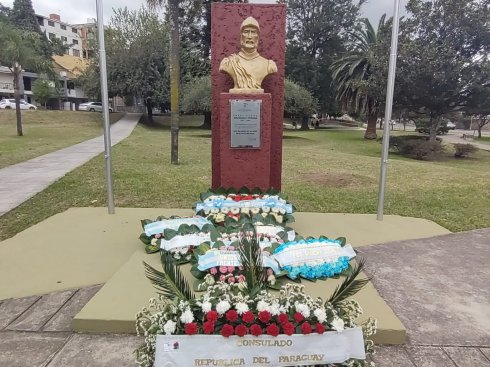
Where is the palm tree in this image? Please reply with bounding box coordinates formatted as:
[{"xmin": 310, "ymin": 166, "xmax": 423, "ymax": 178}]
[
  {"xmin": 147, "ymin": 0, "xmax": 180, "ymax": 164},
  {"xmin": 0, "ymin": 22, "xmax": 52, "ymax": 136},
  {"xmin": 330, "ymin": 15, "xmax": 387, "ymax": 140}
]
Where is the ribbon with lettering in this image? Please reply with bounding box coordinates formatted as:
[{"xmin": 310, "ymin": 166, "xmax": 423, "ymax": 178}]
[{"xmin": 154, "ymin": 328, "xmax": 366, "ymax": 367}]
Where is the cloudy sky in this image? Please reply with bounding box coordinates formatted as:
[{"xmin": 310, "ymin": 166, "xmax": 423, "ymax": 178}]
[{"xmin": 2, "ymin": 0, "xmax": 408, "ymax": 25}]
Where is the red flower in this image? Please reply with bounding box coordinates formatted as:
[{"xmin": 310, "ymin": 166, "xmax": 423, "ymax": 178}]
[
  {"xmin": 235, "ymin": 324, "xmax": 248, "ymax": 337},
  {"xmin": 250, "ymin": 324, "xmax": 262, "ymax": 337},
  {"xmin": 226, "ymin": 310, "xmax": 238, "ymax": 322},
  {"xmin": 184, "ymin": 322, "xmax": 198, "ymax": 335},
  {"xmin": 206, "ymin": 310, "xmax": 219, "ymax": 323},
  {"xmin": 202, "ymin": 321, "xmax": 215, "ymax": 334},
  {"xmin": 294, "ymin": 312, "xmax": 304, "ymax": 323},
  {"xmin": 282, "ymin": 322, "xmax": 295, "ymax": 336},
  {"xmin": 258, "ymin": 310, "xmax": 272, "ymax": 323},
  {"xmin": 315, "ymin": 323, "xmax": 325, "ymax": 334},
  {"xmin": 242, "ymin": 311, "xmax": 255, "ymax": 323},
  {"xmin": 277, "ymin": 313, "xmax": 289, "ymax": 324},
  {"xmin": 266, "ymin": 323, "xmax": 280, "ymax": 337},
  {"xmin": 301, "ymin": 322, "xmax": 312, "ymax": 335},
  {"xmin": 220, "ymin": 324, "xmax": 235, "ymax": 338}
]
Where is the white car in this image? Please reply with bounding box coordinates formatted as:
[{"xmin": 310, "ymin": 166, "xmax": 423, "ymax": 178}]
[
  {"xmin": 0, "ymin": 99, "xmax": 37, "ymax": 110},
  {"xmin": 446, "ymin": 121, "xmax": 456, "ymax": 130},
  {"xmin": 79, "ymin": 101, "xmax": 113, "ymax": 113}
]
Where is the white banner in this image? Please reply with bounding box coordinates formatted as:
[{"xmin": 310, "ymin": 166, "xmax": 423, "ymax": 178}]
[
  {"xmin": 160, "ymin": 233, "xmax": 211, "ymax": 251},
  {"xmin": 154, "ymin": 327, "xmax": 366, "ymax": 367}
]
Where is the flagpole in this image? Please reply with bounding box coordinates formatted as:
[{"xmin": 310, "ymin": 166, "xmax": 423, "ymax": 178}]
[
  {"xmin": 96, "ymin": 0, "xmax": 115, "ymax": 214},
  {"xmin": 377, "ymin": 0, "xmax": 401, "ymax": 221}
]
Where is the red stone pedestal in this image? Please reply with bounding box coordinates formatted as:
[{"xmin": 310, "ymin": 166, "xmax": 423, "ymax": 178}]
[
  {"xmin": 219, "ymin": 93, "xmax": 272, "ymax": 190},
  {"xmin": 211, "ymin": 3, "xmax": 286, "ymax": 190}
]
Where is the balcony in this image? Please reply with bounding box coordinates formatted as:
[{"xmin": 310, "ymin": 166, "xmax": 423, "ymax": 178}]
[{"xmin": 0, "ymin": 82, "xmax": 14, "ymax": 93}]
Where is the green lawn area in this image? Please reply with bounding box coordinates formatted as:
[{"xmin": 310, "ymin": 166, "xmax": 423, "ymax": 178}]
[
  {"xmin": 475, "ymin": 135, "xmax": 490, "ymax": 144},
  {"xmin": 0, "ymin": 110, "xmax": 124, "ymax": 169},
  {"xmin": 1, "ymin": 126, "xmax": 489, "ymax": 241}
]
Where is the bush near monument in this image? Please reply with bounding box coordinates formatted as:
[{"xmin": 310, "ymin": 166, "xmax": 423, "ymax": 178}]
[
  {"xmin": 453, "ymin": 143, "xmax": 478, "ymax": 158},
  {"xmin": 389, "ymin": 135, "xmax": 445, "ymax": 161}
]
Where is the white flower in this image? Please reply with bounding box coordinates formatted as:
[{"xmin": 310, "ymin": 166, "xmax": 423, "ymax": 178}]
[
  {"xmin": 241, "ymin": 208, "xmax": 250, "ymax": 214},
  {"xmin": 180, "ymin": 309, "xmax": 194, "ymax": 324},
  {"xmin": 215, "ymin": 213, "xmax": 225, "ymax": 222},
  {"xmin": 314, "ymin": 308, "xmax": 327, "ymax": 323},
  {"xmin": 251, "ymin": 208, "xmax": 260, "ymax": 215},
  {"xmin": 221, "ymin": 207, "xmax": 228, "ymax": 213},
  {"xmin": 231, "ymin": 207, "xmax": 240, "ymax": 214},
  {"xmin": 201, "ymin": 301, "xmax": 212, "ymax": 313},
  {"xmin": 151, "ymin": 238, "xmax": 158, "ymax": 246},
  {"xmin": 269, "ymin": 303, "xmax": 281, "ymax": 316},
  {"xmin": 272, "ymin": 207, "xmax": 280, "ymax": 213},
  {"xmin": 204, "ymin": 274, "xmax": 215, "ymax": 285},
  {"xmin": 163, "ymin": 320, "xmax": 176, "ymax": 335},
  {"xmin": 332, "ymin": 317, "xmax": 345, "ymax": 332},
  {"xmin": 257, "ymin": 300, "xmax": 269, "ymax": 312},
  {"xmin": 235, "ymin": 302, "xmax": 249, "ymax": 315},
  {"xmin": 216, "ymin": 300, "xmax": 231, "ymax": 314},
  {"xmin": 279, "ymin": 208, "xmax": 286, "ymax": 215},
  {"xmin": 267, "ymin": 274, "xmax": 276, "ymax": 286},
  {"xmin": 204, "ymin": 209, "xmax": 210, "ymax": 215},
  {"xmin": 211, "ymin": 208, "xmax": 219, "ymax": 214},
  {"xmin": 261, "ymin": 206, "xmax": 271, "ymax": 213},
  {"xmin": 274, "ymin": 214, "xmax": 284, "ymax": 223},
  {"xmin": 295, "ymin": 303, "xmax": 310, "ymax": 318}
]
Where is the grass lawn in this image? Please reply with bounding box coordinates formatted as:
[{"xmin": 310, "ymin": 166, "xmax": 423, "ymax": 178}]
[
  {"xmin": 0, "ymin": 110, "xmax": 124, "ymax": 169},
  {"xmin": 1, "ymin": 126, "xmax": 489, "ymax": 241},
  {"xmin": 475, "ymin": 136, "xmax": 490, "ymax": 144}
]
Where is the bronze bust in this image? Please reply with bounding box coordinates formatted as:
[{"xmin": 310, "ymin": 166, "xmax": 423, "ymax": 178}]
[{"xmin": 219, "ymin": 16, "xmax": 277, "ymax": 93}]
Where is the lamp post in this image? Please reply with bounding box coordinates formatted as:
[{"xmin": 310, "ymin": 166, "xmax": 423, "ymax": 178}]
[
  {"xmin": 376, "ymin": 0, "xmax": 402, "ymax": 221},
  {"xmin": 96, "ymin": 0, "xmax": 115, "ymax": 214}
]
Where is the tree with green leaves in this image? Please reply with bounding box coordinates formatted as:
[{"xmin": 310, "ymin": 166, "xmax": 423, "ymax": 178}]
[
  {"xmin": 32, "ymin": 78, "xmax": 55, "ymax": 108},
  {"xmin": 0, "ymin": 22, "xmax": 52, "ymax": 136},
  {"xmin": 397, "ymin": 0, "xmax": 490, "ymax": 141},
  {"xmin": 464, "ymin": 81, "xmax": 490, "ymax": 138},
  {"xmin": 330, "ymin": 16, "xmax": 390, "ymax": 139},
  {"xmin": 284, "ymin": 79, "xmax": 319, "ymax": 130},
  {"xmin": 181, "ymin": 75, "xmax": 211, "ymax": 128},
  {"xmin": 278, "ymin": 0, "xmax": 365, "ymax": 114}
]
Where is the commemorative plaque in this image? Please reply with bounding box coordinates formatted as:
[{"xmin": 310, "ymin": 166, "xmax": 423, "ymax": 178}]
[{"xmin": 230, "ymin": 100, "xmax": 261, "ymax": 148}]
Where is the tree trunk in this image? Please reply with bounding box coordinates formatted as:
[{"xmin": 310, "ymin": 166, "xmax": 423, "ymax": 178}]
[
  {"xmin": 13, "ymin": 66, "xmax": 23, "ymax": 136},
  {"xmin": 364, "ymin": 111, "xmax": 378, "ymax": 139},
  {"xmin": 299, "ymin": 115, "xmax": 309, "ymax": 130},
  {"xmin": 478, "ymin": 125, "xmax": 482, "ymax": 138},
  {"xmin": 169, "ymin": 0, "xmax": 180, "ymax": 165},
  {"xmin": 429, "ymin": 117, "xmax": 438, "ymax": 141},
  {"xmin": 202, "ymin": 111, "xmax": 211, "ymax": 129}
]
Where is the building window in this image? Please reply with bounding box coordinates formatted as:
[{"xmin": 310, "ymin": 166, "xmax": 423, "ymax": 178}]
[
  {"xmin": 73, "ymin": 49, "xmax": 80, "ymax": 57},
  {"xmin": 37, "ymin": 17, "xmax": 44, "ymax": 26},
  {"xmin": 72, "ymin": 28, "xmax": 78, "ymax": 34},
  {"xmin": 73, "ymin": 39, "xmax": 79, "ymax": 45},
  {"xmin": 61, "ymin": 24, "xmax": 66, "ymax": 30},
  {"xmin": 48, "ymin": 20, "xmax": 55, "ymax": 27},
  {"xmin": 48, "ymin": 33, "xmax": 56, "ymax": 41},
  {"xmin": 61, "ymin": 36, "xmax": 67, "ymax": 42}
]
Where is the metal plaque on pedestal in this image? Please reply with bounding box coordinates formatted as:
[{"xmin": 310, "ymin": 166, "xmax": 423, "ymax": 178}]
[{"xmin": 230, "ymin": 99, "xmax": 261, "ymax": 149}]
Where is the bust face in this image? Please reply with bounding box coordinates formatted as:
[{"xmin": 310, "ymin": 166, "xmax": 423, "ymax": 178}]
[{"xmin": 240, "ymin": 26, "xmax": 259, "ymax": 52}]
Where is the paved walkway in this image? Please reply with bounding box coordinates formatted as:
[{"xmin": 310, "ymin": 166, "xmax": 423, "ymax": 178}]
[
  {"xmin": 0, "ymin": 113, "xmax": 141, "ymax": 216},
  {"xmin": 440, "ymin": 130, "xmax": 490, "ymax": 151},
  {"xmin": 0, "ymin": 229, "xmax": 488, "ymax": 366}
]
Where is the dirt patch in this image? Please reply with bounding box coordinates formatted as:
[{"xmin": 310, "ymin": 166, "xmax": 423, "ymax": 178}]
[{"xmin": 304, "ymin": 172, "xmax": 373, "ymax": 187}]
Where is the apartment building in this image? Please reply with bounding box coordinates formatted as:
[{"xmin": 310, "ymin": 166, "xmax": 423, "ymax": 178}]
[{"xmin": 36, "ymin": 13, "xmax": 83, "ymax": 57}]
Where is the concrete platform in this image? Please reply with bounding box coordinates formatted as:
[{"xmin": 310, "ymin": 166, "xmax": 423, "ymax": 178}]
[
  {"xmin": 0, "ymin": 207, "xmax": 452, "ymax": 345},
  {"xmin": 73, "ymin": 249, "xmax": 406, "ymax": 344}
]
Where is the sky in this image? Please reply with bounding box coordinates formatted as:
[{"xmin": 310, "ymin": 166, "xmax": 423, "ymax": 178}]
[{"xmin": 2, "ymin": 0, "xmax": 409, "ymax": 26}]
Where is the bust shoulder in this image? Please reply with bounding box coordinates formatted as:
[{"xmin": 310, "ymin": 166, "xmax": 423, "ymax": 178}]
[{"xmin": 267, "ymin": 59, "xmax": 278, "ymax": 74}]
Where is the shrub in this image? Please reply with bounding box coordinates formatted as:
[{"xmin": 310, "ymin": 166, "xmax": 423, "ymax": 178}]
[
  {"xmin": 388, "ymin": 135, "xmax": 445, "ymax": 160},
  {"xmin": 415, "ymin": 118, "xmax": 449, "ymax": 135},
  {"xmin": 453, "ymin": 143, "xmax": 478, "ymax": 158}
]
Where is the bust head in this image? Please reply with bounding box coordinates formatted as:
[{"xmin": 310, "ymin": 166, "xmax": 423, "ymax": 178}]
[{"xmin": 240, "ymin": 17, "xmax": 260, "ymax": 53}]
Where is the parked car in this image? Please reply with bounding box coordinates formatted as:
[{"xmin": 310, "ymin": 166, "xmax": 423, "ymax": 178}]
[
  {"xmin": 446, "ymin": 121, "xmax": 456, "ymax": 130},
  {"xmin": 79, "ymin": 101, "xmax": 113, "ymax": 113},
  {"xmin": 0, "ymin": 99, "xmax": 37, "ymax": 110}
]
